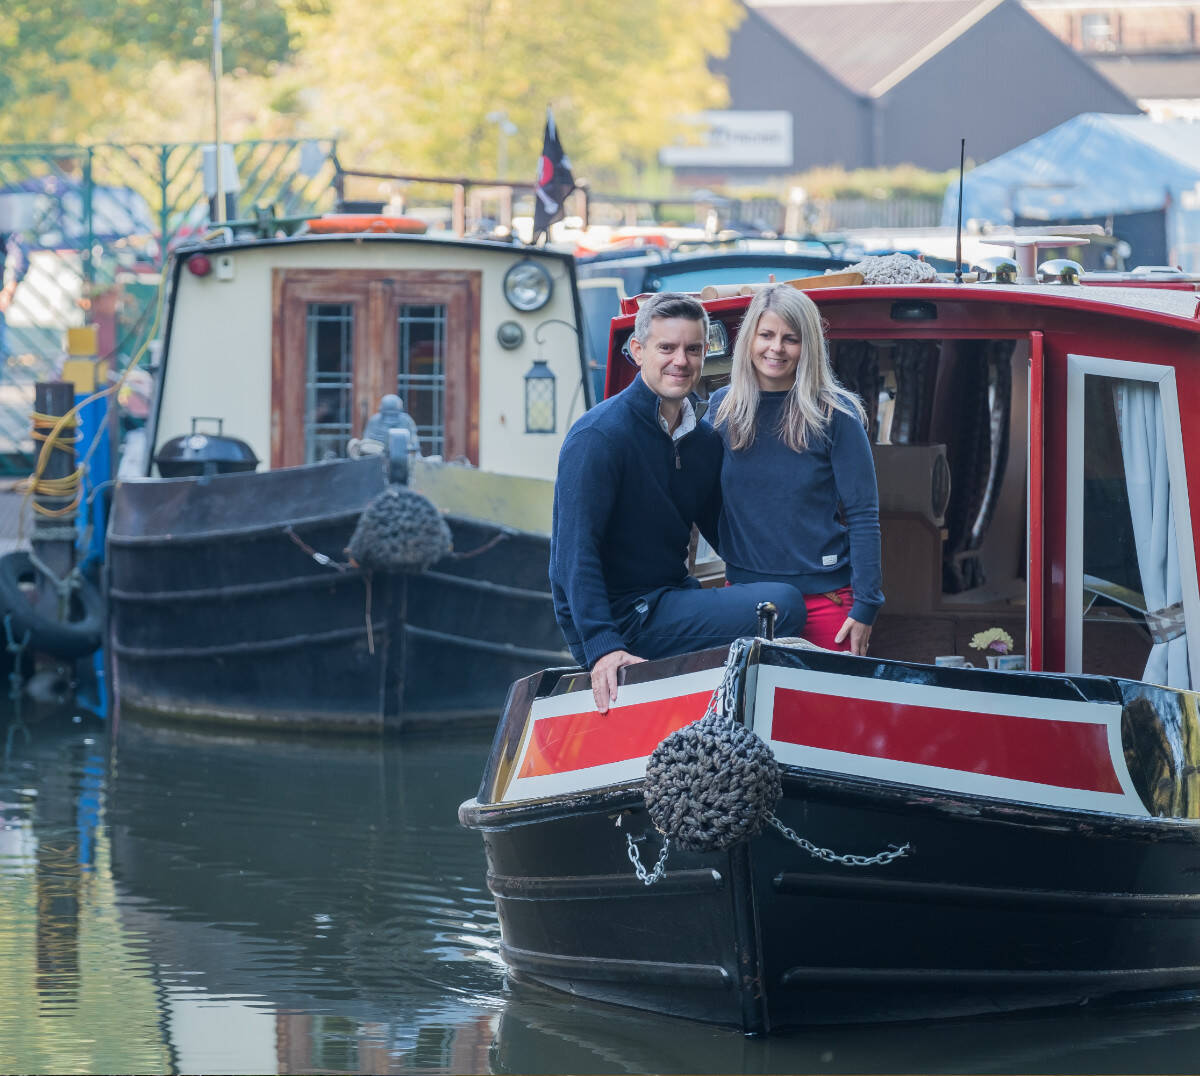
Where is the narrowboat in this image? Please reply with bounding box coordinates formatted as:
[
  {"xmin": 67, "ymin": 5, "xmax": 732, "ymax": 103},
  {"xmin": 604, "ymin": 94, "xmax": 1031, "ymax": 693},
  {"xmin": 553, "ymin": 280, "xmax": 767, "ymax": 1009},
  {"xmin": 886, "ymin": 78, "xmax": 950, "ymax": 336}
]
[
  {"xmin": 108, "ymin": 220, "xmax": 588, "ymax": 731},
  {"xmin": 460, "ymin": 245, "xmax": 1200, "ymax": 1031}
]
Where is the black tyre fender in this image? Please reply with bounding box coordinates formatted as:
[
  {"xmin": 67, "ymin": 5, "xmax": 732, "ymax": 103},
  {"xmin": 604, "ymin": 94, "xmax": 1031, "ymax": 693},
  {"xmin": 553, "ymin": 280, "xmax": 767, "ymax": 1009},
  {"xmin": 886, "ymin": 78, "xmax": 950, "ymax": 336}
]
[{"xmin": 0, "ymin": 550, "xmax": 104, "ymax": 659}]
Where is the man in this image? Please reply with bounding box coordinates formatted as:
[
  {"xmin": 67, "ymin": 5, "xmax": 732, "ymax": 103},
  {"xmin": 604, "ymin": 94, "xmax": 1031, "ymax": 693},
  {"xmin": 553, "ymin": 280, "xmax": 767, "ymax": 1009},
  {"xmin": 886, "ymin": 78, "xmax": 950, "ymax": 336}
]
[
  {"xmin": 549, "ymin": 292, "xmax": 806, "ymax": 713},
  {"xmin": 0, "ymin": 231, "xmax": 28, "ymax": 362}
]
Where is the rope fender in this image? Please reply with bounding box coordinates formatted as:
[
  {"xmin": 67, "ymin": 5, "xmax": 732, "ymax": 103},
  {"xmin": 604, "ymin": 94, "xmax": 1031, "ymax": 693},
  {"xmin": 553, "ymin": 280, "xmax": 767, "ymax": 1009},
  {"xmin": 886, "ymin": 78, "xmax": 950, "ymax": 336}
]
[
  {"xmin": 627, "ymin": 640, "xmax": 913, "ymax": 885},
  {"xmin": 346, "ymin": 485, "xmax": 452, "ymax": 572},
  {"xmin": 644, "ymin": 711, "xmax": 781, "ymax": 853}
]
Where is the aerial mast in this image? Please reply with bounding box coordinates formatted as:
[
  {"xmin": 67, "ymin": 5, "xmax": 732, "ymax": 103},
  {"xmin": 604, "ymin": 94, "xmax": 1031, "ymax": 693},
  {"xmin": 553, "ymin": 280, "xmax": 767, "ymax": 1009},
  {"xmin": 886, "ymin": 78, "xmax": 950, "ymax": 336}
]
[{"xmin": 212, "ymin": 0, "xmax": 225, "ymax": 224}]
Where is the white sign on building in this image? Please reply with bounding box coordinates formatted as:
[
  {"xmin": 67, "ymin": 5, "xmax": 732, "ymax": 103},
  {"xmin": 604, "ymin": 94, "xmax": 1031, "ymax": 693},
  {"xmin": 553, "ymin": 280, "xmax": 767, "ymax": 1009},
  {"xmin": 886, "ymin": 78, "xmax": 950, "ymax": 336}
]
[{"xmin": 660, "ymin": 111, "xmax": 794, "ymax": 168}]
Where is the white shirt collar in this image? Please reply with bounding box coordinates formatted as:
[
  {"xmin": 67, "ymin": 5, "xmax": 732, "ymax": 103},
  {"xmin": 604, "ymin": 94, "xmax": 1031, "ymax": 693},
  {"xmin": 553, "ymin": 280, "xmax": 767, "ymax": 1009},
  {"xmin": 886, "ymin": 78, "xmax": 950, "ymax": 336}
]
[{"xmin": 658, "ymin": 396, "xmax": 696, "ymax": 442}]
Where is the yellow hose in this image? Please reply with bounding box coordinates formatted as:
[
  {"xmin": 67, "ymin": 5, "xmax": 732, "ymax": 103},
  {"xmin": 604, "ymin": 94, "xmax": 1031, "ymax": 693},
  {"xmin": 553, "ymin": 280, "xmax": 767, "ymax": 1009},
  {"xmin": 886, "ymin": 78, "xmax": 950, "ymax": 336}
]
[{"xmin": 16, "ymin": 262, "xmax": 169, "ymax": 539}]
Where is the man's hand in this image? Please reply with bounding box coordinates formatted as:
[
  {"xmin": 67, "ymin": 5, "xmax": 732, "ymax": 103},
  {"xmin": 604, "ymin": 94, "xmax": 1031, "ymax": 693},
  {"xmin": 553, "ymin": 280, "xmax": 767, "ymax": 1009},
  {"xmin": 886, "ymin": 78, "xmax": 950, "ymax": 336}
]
[
  {"xmin": 591, "ymin": 649, "xmax": 646, "ymax": 713},
  {"xmin": 834, "ymin": 617, "xmax": 872, "ymax": 656}
]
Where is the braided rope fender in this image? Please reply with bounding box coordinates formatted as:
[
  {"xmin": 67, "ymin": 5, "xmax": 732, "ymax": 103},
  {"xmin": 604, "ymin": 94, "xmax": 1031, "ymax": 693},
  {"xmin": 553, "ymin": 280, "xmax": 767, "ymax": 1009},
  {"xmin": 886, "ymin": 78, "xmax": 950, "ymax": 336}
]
[
  {"xmin": 347, "ymin": 485, "xmax": 452, "ymax": 572},
  {"xmin": 644, "ymin": 711, "xmax": 782, "ymax": 853}
]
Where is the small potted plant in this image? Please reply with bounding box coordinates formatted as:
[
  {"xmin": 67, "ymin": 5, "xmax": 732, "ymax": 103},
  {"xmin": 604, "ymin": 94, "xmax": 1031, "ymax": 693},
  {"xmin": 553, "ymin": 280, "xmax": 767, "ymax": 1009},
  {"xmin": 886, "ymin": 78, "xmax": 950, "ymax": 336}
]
[{"xmin": 969, "ymin": 628, "xmax": 1023, "ymax": 670}]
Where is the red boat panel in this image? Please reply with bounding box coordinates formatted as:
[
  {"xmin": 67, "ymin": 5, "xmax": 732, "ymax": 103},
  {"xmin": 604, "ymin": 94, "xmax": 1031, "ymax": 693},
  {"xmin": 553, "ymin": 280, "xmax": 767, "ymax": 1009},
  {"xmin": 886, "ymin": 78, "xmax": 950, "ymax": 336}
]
[
  {"xmin": 517, "ymin": 689, "xmax": 711, "ymax": 778},
  {"xmin": 771, "ymin": 687, "xmax": 1122, "ymax": 794}
]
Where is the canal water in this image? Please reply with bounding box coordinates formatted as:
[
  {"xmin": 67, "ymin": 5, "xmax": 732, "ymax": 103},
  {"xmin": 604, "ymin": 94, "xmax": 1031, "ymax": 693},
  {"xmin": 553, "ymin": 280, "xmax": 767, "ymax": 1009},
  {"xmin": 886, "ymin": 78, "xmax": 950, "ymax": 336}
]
[{"xmin": 4, "ymin": 705, "xmax": 1200, "ymax": 1075}]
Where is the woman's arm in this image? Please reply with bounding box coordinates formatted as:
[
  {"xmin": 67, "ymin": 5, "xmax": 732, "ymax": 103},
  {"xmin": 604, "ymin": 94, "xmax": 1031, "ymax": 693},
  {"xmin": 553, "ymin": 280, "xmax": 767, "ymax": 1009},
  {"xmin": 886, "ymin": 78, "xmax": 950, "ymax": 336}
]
[{"xmin": 831, "ymin": 409, "xmax": 884, "ymax": 633}]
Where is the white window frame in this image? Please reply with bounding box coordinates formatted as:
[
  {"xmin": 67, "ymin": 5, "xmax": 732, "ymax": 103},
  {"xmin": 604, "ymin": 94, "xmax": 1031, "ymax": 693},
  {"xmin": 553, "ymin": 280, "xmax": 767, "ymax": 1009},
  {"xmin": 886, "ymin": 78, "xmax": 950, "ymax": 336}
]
[{"xmin": 1065, "ymin": 353, "xmax": 1200, "ymax": 683}]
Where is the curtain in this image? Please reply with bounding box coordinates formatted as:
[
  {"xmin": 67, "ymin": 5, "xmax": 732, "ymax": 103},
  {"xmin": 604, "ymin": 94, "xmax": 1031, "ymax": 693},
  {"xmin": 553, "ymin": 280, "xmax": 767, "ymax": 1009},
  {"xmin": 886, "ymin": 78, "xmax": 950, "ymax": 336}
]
[
  {"xmin": 831, "ymin": 341, "xmax": 882, "ymax": 440},
  {"xmin": 1114, "ymin": 380, "xmax": 1190, "ymax": 688},
  {"xmin": 941, "ymin": 341, "xmax": 1013, "ymax": 593}
]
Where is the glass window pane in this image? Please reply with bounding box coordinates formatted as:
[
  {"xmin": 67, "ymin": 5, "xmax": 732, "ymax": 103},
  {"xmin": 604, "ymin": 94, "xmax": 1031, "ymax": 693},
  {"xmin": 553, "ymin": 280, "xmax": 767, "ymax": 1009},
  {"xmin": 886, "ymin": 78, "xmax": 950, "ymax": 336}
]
[
  {"xmin": 1081, "ymin": 374, "xmax": 1188, "ymax": 686},
  {"xmin": 305, "ymin": 302, "xmax": 353, "ymax": 462},
  {"xmin": 397, "ymin": 304, "xmax": 446, "ymax": 457}
]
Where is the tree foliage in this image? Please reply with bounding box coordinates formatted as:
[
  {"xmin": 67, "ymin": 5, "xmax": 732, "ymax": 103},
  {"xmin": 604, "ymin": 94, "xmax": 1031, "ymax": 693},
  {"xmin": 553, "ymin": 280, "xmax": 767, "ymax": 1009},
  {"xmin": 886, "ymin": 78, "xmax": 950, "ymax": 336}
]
[
  {"xmin": 1, "ymin": 0, "xmax": 742, "ymax": 185},
  {"xmin": 0, "ymin": 0, "xmax": 308, "ymax": 142},
  {"xmin": 285, "ymin": 0, "xmax": 743, "ymax": 185}
]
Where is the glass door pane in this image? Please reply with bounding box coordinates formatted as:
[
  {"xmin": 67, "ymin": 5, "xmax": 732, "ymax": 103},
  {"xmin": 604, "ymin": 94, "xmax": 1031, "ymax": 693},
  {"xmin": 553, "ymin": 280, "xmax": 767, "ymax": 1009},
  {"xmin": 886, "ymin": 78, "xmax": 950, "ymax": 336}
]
[
  {"xmin": 397, "ymin": 304, "xmax": 447, "ymax": 457},
  {"xmin": 304, "ymin": 302, "xmax": 354, "ymax": 462}
]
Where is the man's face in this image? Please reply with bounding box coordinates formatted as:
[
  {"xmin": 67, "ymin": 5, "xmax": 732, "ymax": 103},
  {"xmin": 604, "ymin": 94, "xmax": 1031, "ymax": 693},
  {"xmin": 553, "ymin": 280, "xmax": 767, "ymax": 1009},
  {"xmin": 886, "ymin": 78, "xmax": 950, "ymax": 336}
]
[{"xmin": 628, "ymin": 316, "xmax": 706, "ymax": 401}]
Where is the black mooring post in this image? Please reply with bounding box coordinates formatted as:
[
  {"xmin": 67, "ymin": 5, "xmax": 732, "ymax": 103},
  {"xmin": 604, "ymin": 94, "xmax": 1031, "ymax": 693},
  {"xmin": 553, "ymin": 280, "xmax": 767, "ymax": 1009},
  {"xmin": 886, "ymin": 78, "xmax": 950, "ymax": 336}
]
[{"xmin": 756, "ymin": 601, "xmax": 777, "ymax": 640}]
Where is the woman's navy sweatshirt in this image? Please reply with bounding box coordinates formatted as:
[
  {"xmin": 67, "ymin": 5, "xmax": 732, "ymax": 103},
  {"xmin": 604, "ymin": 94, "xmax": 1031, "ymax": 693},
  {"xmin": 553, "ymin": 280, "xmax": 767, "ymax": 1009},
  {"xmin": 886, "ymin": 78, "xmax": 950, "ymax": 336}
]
[
  {"xmin": 708, "ymin": 387, "xmax": 884, "ymax": 626},
  {"xmin": 549, "ymin": 374, "xmax": 723, "ymax": 668}
]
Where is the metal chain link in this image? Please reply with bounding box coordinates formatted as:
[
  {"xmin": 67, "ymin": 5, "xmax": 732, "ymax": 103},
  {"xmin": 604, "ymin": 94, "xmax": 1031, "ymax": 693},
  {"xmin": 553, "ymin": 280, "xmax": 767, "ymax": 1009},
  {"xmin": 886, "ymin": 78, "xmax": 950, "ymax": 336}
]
[
  {"xmin": 768, "ymin": 814, "xmax": 911, "ymax": 867},
  {"xmin": 710, "ymin": 638, "xmax": 746, "ymax": 724},
  {"xmin": 626, "ymin": 832, "xmax": 670, "ymax": 886}
]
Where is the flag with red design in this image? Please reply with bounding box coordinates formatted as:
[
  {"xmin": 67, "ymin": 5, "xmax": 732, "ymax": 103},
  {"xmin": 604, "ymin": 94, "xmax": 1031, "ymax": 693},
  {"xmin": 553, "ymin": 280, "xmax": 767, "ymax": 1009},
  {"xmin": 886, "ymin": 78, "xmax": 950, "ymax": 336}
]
[{"xmin": 532, "ymin": 108, "xmax": 575, "ymax": 244}]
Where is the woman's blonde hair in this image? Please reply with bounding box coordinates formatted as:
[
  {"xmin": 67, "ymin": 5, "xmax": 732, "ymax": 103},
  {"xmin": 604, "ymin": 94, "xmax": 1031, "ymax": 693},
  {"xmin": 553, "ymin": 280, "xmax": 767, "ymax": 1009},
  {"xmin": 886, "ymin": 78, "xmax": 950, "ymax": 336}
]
[{"xmin": 714, "ymin": 283, "xmax": 865, "ymax": 452}]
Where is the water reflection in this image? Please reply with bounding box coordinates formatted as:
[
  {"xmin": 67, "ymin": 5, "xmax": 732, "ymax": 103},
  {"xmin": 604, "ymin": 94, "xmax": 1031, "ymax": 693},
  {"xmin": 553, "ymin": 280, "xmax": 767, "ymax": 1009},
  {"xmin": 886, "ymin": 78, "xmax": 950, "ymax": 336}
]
[
  {"xmin": 3, "ymin": 709, "xmax": 1200, "ymax": 1074},
  {"xmin": 106, "ymin": 718, "xmax": 504, "ymax": 1074}
]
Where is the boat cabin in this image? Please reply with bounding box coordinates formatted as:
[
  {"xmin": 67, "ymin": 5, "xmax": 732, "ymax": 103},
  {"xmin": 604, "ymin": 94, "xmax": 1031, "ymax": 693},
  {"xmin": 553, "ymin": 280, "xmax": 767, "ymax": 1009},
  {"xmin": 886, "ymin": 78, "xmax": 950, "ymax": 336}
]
[
  {"xmin": 605, "ymin": 275, "xmax": 1200, "ymax": 688},
  {"xmin": 146, "ymin": 229, "xmax": 590, "ymax": 486}
]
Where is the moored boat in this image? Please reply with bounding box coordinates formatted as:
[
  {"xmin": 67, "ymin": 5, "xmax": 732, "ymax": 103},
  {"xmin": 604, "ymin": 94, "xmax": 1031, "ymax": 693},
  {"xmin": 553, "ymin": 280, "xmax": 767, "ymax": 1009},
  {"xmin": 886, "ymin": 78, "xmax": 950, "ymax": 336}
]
[
  {"xmin": 461, "ymin": 244, "xmax": 1200, "ymax": 1030},
  {"xmin": 108, "ymin": 221, "xmax": 588, "ymax": 731}
]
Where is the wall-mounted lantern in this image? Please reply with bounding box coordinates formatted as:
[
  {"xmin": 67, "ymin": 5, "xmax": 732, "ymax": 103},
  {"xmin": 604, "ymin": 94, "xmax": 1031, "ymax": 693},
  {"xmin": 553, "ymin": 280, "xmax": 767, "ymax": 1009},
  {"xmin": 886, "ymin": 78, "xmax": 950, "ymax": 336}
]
[{"xmin": 524, "ymin": 359, "xmax": 556, "ymax": 433}]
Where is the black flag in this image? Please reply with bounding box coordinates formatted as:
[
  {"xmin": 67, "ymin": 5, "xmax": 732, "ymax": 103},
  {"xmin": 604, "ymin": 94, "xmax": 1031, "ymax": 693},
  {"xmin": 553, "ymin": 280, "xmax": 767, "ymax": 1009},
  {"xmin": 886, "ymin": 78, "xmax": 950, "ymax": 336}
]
[{"xmin": 532, "ymin": 108, "xmax": 575, "ymax": 244}]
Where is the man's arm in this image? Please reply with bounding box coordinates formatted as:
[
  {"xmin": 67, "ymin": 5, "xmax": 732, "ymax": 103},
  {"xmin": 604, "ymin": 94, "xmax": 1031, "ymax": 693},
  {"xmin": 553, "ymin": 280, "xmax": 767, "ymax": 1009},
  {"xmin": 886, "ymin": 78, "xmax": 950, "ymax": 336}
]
[
  {"xmin": 589, "ymin": 648, "xmax": 645, "ymax": 713},
  {"xmin": 550, "ymin": 425, "xmax": 630, "ymax": 668}
]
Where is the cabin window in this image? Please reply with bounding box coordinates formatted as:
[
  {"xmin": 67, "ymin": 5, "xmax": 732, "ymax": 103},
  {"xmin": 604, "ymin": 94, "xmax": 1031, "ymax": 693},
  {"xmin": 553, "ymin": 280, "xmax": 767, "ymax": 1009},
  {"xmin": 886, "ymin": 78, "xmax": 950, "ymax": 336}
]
[
  {"xmin": 304, "ymin": 302, "xmax": 355, "ymax": 462},
  {"xmin": 397, "ymin": 304, "xmax": 447, "ymax": 458},
  {"xmin": 1068, "ymin": 359, "xmax": 1197, "ymax": 687}
]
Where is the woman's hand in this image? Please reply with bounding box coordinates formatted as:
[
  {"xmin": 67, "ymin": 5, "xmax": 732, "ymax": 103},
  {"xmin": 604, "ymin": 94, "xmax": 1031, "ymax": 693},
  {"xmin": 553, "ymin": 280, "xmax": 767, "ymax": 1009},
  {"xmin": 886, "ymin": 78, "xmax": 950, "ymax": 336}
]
[{"xmin": 834, "ymin": 617, "xmax": 871, "ymax": 656}]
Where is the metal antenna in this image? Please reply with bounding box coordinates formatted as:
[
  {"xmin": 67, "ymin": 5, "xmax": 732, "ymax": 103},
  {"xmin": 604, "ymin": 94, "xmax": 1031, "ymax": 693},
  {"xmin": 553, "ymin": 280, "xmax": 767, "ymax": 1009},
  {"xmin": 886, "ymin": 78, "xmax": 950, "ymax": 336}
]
[
  {"xmin": 954, "ymin": 138, "xmax": 965, "ymax": 284},
  {"xmin": 212, "ymin": 0, "xmax": 225, "ymax": 224}
]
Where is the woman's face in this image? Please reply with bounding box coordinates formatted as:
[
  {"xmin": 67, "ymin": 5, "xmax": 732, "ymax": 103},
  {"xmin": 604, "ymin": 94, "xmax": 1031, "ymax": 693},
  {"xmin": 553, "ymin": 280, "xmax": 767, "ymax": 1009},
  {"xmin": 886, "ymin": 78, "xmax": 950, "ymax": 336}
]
[{"xmin": 749, "ymin": 309, "xmax": 802, "ymax": 391}]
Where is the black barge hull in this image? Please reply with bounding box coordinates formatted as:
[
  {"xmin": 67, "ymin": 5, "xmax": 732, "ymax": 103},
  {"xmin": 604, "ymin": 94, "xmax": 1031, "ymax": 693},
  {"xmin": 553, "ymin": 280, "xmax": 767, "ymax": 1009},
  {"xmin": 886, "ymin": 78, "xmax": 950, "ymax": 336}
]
[
  {"xmin": 107, "ymin": 457, "xmax": 568, "ymax": 731},
  {"xmin": 460, "ymin": 644, "xmax": 1200, "ymax": 1031}
]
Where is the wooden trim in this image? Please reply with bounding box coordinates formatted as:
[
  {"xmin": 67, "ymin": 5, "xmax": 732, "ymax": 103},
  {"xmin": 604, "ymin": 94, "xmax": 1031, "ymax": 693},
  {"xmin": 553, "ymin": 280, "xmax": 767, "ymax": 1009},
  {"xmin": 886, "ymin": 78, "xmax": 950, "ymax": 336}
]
[{"xmin": 271, "ymin": 268, "xmax": 481, "ymax": 468}]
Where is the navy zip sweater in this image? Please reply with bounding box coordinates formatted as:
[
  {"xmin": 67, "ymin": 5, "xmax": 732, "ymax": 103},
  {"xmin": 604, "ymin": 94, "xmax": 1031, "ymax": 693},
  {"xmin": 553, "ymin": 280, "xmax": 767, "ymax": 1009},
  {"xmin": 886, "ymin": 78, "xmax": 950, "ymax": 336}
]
[
  {"xmin": 708, "ymin": 387, "xmax": 884, "ymax": 626},
  {"xmin": 550, "ymin": 373, "xmax": 723, "ymax": 668}
]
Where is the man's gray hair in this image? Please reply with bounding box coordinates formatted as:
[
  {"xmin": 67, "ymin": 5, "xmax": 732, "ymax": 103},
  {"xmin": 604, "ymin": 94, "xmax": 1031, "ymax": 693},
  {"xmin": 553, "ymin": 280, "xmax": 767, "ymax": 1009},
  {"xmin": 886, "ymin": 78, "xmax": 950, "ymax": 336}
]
[{"xmin": 631, "ymin": 291, "xmax": 709, "ymax": 344}]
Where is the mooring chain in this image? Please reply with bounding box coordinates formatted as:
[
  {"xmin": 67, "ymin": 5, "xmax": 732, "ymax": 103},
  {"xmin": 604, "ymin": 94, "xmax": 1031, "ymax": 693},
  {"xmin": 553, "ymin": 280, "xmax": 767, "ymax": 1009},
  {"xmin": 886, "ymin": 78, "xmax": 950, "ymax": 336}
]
[
  {"xmin": 767, "ymin": 815, "xmax": 912, "ymax": 867},
  {"xmin": 626, "ymin": 832, "xmax": 670, "ymax": 886}
]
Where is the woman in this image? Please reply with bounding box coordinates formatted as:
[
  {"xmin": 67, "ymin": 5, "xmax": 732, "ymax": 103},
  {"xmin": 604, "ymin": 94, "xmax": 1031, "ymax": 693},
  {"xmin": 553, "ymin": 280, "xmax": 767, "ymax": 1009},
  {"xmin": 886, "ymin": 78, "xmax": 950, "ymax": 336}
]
[{"xmin": 709, "ymin": 284, "xmax": 883, "ymax": 655}]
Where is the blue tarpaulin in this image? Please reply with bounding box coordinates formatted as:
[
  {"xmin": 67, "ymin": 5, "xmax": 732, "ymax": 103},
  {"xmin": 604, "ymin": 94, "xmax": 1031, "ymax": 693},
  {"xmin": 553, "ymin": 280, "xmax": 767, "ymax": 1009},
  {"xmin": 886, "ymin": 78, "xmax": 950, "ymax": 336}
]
[{"xmin": 941, "ymin": 113, "xmax": 1200, "ymax": 271}]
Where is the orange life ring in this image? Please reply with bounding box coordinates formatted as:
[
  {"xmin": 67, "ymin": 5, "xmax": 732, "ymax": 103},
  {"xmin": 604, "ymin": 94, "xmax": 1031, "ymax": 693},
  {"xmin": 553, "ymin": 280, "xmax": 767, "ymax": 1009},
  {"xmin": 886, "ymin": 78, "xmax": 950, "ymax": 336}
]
[{"xmin": 306, "ymin": 214, "xmax": 428, "ymax": 235}]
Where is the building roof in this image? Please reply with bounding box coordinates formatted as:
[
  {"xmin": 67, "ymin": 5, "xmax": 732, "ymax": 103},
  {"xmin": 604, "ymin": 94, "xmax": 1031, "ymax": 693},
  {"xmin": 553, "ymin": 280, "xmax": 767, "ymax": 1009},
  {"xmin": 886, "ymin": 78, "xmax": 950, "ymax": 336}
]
[
  {"xmin": 942, "ymin": 112, "xmax": 1200, "ymax": 224},
  {"xmin": 1091, "ymin": 52, "xmax": 1200, "ymax": 98},
  {"xmin": 746, "ymin": 0, "xmax": 1006, "ymax": 96}
]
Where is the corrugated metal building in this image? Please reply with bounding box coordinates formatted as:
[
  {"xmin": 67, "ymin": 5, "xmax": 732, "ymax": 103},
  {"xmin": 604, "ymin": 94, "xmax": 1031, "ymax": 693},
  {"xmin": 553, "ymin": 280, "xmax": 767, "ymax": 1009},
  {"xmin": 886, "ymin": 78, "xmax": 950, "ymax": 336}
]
[{"xmin": 681, "ymin": 0, "xmax": 1140, "ymax": 178}]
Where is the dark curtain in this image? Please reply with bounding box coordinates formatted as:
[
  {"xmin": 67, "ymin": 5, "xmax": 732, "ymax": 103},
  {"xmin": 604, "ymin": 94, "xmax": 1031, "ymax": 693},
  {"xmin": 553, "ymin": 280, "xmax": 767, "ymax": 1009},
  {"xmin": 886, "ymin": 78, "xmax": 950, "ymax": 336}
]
[
  {"xmin": 941, "ymin": 340, "xmax": 1014, "ymax": 593},
  {"xmin": 831, "ymin": 340, "xmax": 881, "ymax": 439},
  {"xmin": 889, "ymin": 341, "xmax": 940, "ymax": 445}
]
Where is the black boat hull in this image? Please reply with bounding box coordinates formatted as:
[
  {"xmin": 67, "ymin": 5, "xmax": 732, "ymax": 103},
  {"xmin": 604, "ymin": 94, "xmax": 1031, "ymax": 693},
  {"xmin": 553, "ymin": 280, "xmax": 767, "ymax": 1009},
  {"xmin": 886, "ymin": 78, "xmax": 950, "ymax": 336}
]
[
  {"xmin": 461, "ymin": 643, "xmax": 1200, "ymax": 1031},
  {"xmin": 466, "ymin": 775, "xmax": 1200, "ymax": 1030},
  {"xmin": 107, "ymin": 457, "xmax": 569, "ymax": 731}
]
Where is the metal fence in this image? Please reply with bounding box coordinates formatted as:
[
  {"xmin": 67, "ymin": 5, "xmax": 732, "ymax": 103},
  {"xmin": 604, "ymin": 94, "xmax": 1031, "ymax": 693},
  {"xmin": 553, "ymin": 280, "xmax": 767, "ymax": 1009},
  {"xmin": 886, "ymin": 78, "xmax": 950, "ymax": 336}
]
[
  {"xmin": 0, "ymin": 139, "xmax": 338, "ymax": 471},
  {"xmin": 813, "ymin": 196, "xmax": 943, "ymax": 232}
]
